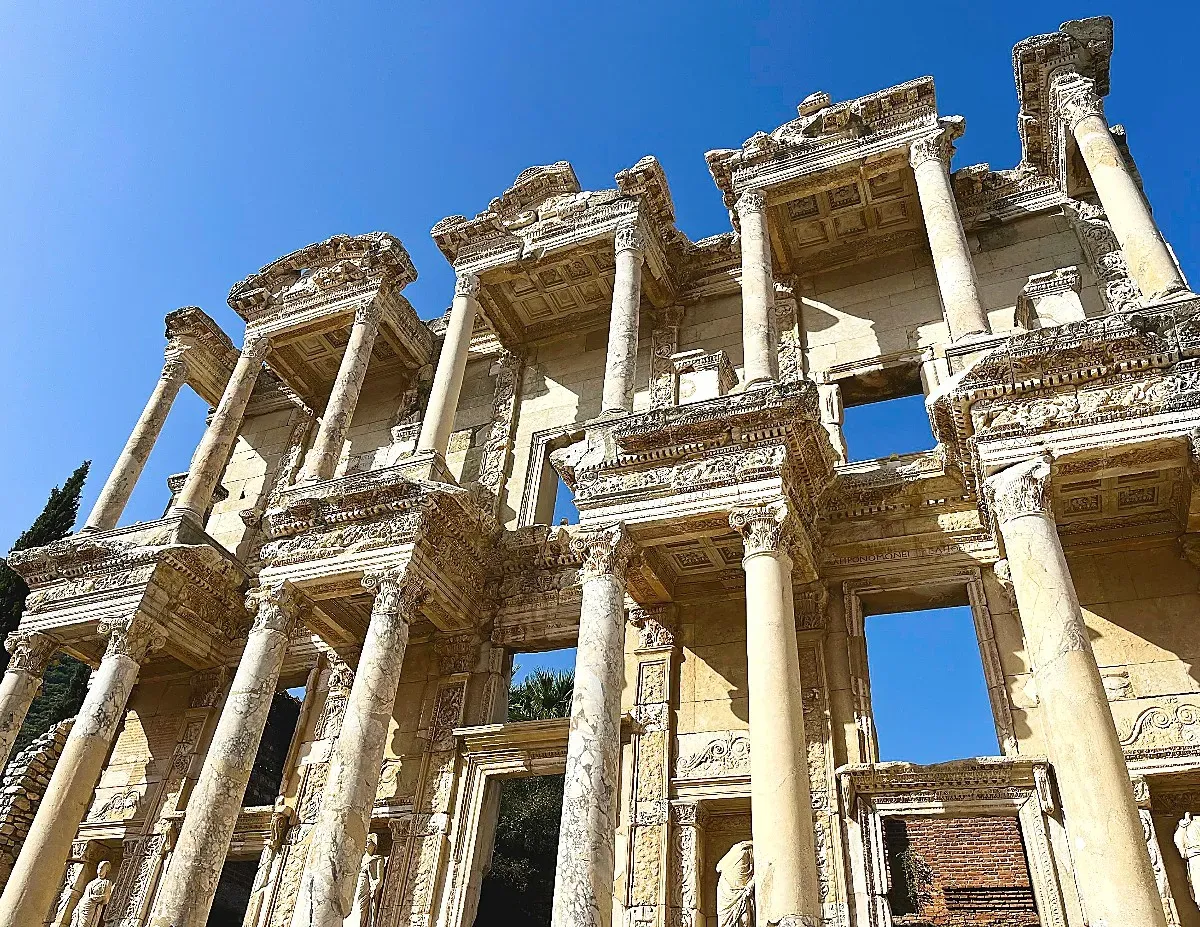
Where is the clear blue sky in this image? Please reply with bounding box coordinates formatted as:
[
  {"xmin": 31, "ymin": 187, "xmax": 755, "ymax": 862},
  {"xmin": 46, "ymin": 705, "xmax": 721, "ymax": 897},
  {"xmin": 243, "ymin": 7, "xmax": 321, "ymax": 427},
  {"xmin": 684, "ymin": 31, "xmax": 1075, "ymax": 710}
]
[{"xmin": 2, "ymin": 3, "xmax": 1194, "ymax": 759}]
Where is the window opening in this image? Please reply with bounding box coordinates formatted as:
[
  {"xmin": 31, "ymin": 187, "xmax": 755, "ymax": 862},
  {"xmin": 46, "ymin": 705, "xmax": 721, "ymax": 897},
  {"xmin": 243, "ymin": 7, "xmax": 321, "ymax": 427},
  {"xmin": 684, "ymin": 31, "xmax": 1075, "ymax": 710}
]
[
  {"xmin": 842, "ymin": 393, "xmax": 934, "ymax": 461},
  {"xmin": 508, "ymin": 649, "xmax": 576, "ymax": 721},
  {"xmin": 245, "ymin": 689, "xmax": 303, "ymax": 805},
  {"xmin": 865, "ymin": 606, "xmax": 997, "ymax": 763},
  {"xmin": 206, "ymin": 858, "xmax": 259, "ymax": 926}
]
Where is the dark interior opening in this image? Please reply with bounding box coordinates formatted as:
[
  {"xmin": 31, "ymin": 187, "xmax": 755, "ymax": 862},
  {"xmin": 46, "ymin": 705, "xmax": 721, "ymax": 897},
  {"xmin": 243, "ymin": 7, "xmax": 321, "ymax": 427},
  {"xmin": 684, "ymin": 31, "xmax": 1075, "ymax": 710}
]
[
  {"xmin": 245, "ymin": 690, "xmax": 302, "ymax": 806},
  {"xmin": 206, "ymin": 858, "xmax": 259, "ymax": 927}
]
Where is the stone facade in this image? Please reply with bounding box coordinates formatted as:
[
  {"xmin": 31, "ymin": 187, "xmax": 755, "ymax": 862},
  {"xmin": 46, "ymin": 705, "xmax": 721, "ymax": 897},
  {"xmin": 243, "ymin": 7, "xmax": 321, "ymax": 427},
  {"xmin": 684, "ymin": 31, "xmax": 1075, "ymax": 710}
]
[{"xmin": 1, "ymin": 15, "xmax": 1199, "ymax": 927}]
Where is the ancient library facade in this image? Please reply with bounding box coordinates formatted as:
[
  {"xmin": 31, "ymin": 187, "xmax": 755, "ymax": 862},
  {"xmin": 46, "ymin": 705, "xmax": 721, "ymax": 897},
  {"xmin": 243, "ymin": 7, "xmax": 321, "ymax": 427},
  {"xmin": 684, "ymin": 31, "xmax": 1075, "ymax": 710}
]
[{"xmin": 3, "ymin": 13, "xmax": 1200, "ymax": 927}]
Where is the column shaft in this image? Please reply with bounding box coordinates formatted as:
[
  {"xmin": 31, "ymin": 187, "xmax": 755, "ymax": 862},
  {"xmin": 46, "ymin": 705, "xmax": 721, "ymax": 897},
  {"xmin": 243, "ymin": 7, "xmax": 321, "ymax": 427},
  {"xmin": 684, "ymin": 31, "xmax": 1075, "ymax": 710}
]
[
  {"xmin": 418, "ymin": 272, "xmax": 479, "ymax": 458},
  {"xmin": 301, "ymin": 305, "xmax": 383, "ymax": 482},
  {"xmin": 149, "ymin": 586, "xmax": 303, "ymax": 927},
  {"xmin": 0, "ymin": 633, "xmax": 56, "ymax": 772},
  {"xmin": 910, "ymin": 127, "xmax": 990, "ymax": 341},
  {"xmin": 170, "ymin": 337, "xmax": 267, "ymax": 523},
  {"xmin": 1062, "ymin": 84, "xmax": 1187, "ymax": 302},
  {"xmin": 731, "ymin": 502, "xmax": 820, "ymax": 927},
  {"xmin": 736, "ymin": 192, "xmax": 777, "ymax": 387},
  {"xmin": 551, "ymin": 526, "xmax": 633, "ymax": 927},
  {"xmin": 600, "ymin": 224, "xmax": 644, "ymax": 415},
  {"xmin": 0, "ymin": 615, "xmax": 163, "ymax": 927},
  {"xmin": 85, "ymin": 358, "xmax": 186, "ymax": 531},
  {"xmin": 988, "ymin": 458, "xmax": 1165, "ymax": 927},
  {"xmin": 289, "ymin": 572, "xmax": 417, "ymax": 927}
]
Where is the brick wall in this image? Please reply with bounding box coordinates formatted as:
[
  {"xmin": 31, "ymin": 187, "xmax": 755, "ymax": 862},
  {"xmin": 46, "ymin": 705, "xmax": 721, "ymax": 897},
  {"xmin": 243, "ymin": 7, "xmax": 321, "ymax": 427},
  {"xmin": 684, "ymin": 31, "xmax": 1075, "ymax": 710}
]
[{"xmin": 883, "ymin": 816, "xmax": 1039, "ymax": 927}]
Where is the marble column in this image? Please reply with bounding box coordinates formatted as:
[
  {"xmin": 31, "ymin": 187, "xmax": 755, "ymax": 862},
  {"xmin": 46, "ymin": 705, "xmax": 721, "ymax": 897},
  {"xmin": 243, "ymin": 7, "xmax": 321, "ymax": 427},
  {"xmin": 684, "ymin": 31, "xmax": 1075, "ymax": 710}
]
[
  {"xmin": 986, "ymin": 457, "xmax": 1166, "ymax": 927},
  {"xmin": 0, "ymin": 614, "xmax": 165, "ymax": 927},
  {"xmin": 301, "ymin": 303, "xmax": 384, "ymax": 482},
  {"xmin": 289, "ymin": 571, "xmax": 421, "ymax": 927},
  {"xmin": 0, "ymin": 632, "xmax": 56, "ymax": 771},
  {"xmin": 1058, "ymin": 79, "xmax": 1187, "ymax": 302},
  {"xmin": 169, "ymin": 334, "xmax": 269, "ymax": 524},
  {"xmin": 417, "ymin": 271, "xmax": 479, "ymax": 458},
  {"xmin": 552, "ymin": 525, "xmax": 634, "ymax": 927},
  {"xmin": 85, "ymin": 353, "xmax": 188, "ymax": 532},
  {"xmin": 910, "ymin": 122, "xmax": 991, "ymax": 341},
  {"xmin": 600, "ymin": 222, "xmax": 645, "ymax": 415},
  {"xmin": 729, "ymin": 500, "xmax": 820, "ymax": 927},
  {"xmin": 149, "ymin": 584, "xmax": 307, "ymax": 927},
  {"xmin": 736, "ymin": 191, "xmax": 778, "ymax": 388}
]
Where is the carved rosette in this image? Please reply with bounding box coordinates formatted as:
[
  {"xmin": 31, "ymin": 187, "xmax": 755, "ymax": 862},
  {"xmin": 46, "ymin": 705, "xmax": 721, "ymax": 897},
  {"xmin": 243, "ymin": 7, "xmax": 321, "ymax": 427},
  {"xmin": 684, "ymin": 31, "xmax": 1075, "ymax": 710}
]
[
  {"xmin": 354, "ymin": 300, "xmax": 385, "ymax": 327},
  {"xmin": 614, "ymin": 221, "xmax": 645, "ymax": 255},
  {"xmin": 4, "ymin": 630, "xmax": 56, "ymax": 677},
  {"xmin": 909, "ymin": 129, "xmax": 956, "ymax": 169},
  {"xmin": 98, "ymin": 614, "xmax": 167, "ymax": 664},
  {"xmin": 454, "ymin": 270, "xmax": 481, "ymax": 300},
  {"xmin": 1056, "ymin": 79, "xmax": 1105, "ymax": 132},
  {"xmin": 985, "ymin": 456, "xmax": 1054, "ymax": 525},
  {"xmin": 246, "ymin": 582, "xmax": 307, "ymax": 636},
  {"xmin": 729, "ymin": 500, "xmax": 792, "ymax": 558},
  {"xmin": 734, "ymin": 190, "xmax": 766, "ymax": 219},
  {"xmin": 572, "ymin": 523, "xmax": 636, "ymax": 582}
]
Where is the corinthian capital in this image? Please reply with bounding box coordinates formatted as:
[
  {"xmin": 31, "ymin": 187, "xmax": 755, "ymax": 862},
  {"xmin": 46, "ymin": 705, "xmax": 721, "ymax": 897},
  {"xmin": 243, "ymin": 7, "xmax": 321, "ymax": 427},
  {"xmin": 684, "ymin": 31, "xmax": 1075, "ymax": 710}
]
[
  {"xmin": 354, "ymin": 300, "xmax": 385, "ymax": 327},
  {"xmin": 614, "ymin": 221, "xmax": 645, "ymax": 255},
  {"xmin": 572, "ymin": 523, "xmax": 636, "ymax": 581},
  {"xmin": 734, "ymin": 190, "xmax": 767, "ymax": 219},
  {"xmin": 1056, "ymin": 78, "xmax": 1105, "ymax": 131},
  {"xmin": 98, "ymin": 614, "xmax": 168, "ymax": 663},
  {"xmin": 985, "ymin": 456, "xmax": 1054, "ymax": 525},
  {"xmin": 161, "ymin": 350, "xmax": 190, "ymax": 385},
  {"xmin": 4, "ymin": 631, "xmax": 56, "ymax": 677},
  {"xmin": 246, "ymin": 582, "xmax": 308, "ymax": 635},
  {"xmin": 362, "ymin": 569, "xmax": 425, "ymax": 621},
  {"xmin": 454, "ymin": 271, "xmax": 481, "ymax": 300},
  {"xmin": 241, "ymin": 332, "xmax": 271, "ymax": 362},
  {"xmin": 729, "ymin": 499, "xmax": 792, "ymax": 557}
]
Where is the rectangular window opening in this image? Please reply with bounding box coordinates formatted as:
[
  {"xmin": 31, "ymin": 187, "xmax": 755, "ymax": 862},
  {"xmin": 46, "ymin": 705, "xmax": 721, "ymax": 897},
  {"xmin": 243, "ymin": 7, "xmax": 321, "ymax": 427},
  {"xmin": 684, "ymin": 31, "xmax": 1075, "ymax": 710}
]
[
  {"xmin": 206, "ymin": 858, "xmax": 260, "ymax": 927},
  {"xmin": 508, "ymin": 649, "xmax": 576, "ymax": 721},
  {"xmin": 865, "ymin": 604, "xmax": 998, "ymax": 764},
  {"xmin": 245, "ymin": 688, "xmax": 303, "ymax": 805},
  {"xmin": 838, "ymin": 363, "xmax": 934, "ymax": 461}
]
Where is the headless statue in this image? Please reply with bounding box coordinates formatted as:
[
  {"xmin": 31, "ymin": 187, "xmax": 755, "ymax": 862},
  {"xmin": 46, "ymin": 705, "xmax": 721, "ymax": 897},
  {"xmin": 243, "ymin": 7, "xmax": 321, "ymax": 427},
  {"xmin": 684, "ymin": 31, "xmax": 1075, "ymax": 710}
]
[
  {"xmin": 70, "ymin": 860, "xmax": 114, "ymax": 927},
  {"xmin": 345, "ymin": 833, "xmax": 385, "ymax": 927},
  {"xmin": 716, "ymin": 840, "xmax": 755, "ymax": 927},
  {"xmin": 1174, "ymin": 812, "xmax": 1200, "ymax": 908}
]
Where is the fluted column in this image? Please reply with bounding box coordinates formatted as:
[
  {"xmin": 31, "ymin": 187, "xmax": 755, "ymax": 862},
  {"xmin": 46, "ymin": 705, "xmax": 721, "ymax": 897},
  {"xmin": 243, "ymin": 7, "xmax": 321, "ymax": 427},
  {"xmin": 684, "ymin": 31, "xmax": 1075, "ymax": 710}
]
[
  {"xmin": 910, "ymin": 120, "xmax": 991, "ymax": 341},
  {"xmin": 85, "ymin": 353, "xmax": 188, "ymax": 531},
  {"xmin": 0, "ymin": 614, "xmax": 165, "ymax": 927},
  {"xmin": 1058, "ymin": 79, "xmax": 1187, "ymax": 302},
  {"xmin": 601, "ymin": 222, "xmax": 645, "ymax": 415},
  {"xmin": 551, "ymin": 525, "xmax": 634, "ymax": 927},
  {"xmin": 986, "ymin": 457, "xmax": 1166, "ymax": 927},
  {"xmin": 736, "ymin": 191, "xmax": 778, "ymax": 387},
  {"xmin": 301, "ymin": 304, "xmax": 384, "ymax": 482},
  {"xmin": 729, "ymin": 500, "xmax": 820, "ymax": 927},
  {"xmin": 290, "ymin": 571, "xmax": 421, "ymax": 927},
  {"xmin": 418, "ymin": 271, "xmax": 479, "ymax": 458},
  {"xmin": 149, "ymin": 584, "xmax": 307, "ymax": 927},
  {"xmin": 169, "ymin": 335, "xmax": 268, "ymax": 524},
  {"xmin": 0, "ymin": 632, "xmax": 57, "ymax": 771}
]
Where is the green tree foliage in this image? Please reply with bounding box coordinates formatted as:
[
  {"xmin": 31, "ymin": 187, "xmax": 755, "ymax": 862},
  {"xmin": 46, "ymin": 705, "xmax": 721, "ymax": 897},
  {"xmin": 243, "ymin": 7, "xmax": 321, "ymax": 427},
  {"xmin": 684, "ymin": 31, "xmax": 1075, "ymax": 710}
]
[
  {"xmin": 0, "ymin": 462, "xmax": 92, "ymax": 754},
  {"xmin": 474, "ymin": 669, "xmax": 573, "ymax": 926}
]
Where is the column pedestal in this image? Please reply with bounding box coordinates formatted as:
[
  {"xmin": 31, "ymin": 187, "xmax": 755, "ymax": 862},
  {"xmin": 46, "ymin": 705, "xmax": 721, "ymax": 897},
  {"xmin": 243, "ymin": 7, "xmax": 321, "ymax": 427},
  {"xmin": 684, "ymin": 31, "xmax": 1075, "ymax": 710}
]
[
  {"xmin": 987, "ymin": 457, "xmax": 1166, "ymax": 927},
  {"xmin": 0, "ymin": 615, "xmax": 165, "ymax": 927},
  {"xmin": 600, "ymin": 223, "xmax": 644, "ymax": 415},
  {"xmin": 0, "ymin": 632, "xmax": 56, "ymax": 772},
  {"xmin": 418, "ymin": 272, "xmax": 479, "ymax": 460},
  {"xmin": 289, "ymin": 571, "xmax": 420, "ymax": 927},
  {"xmin": 551, "ymin": 525, "xmax": 634, "ymax": 927},
  {"xmin": 149, "ymin": 585, "xmax": 306, "ymax": 927},
  {"xmin": 730, "ymin": 501, "xmax": 820, "ymax": 927},
  {"xmin": 735, "ymin": 191, "xmax": 778, "ymax": 388}
]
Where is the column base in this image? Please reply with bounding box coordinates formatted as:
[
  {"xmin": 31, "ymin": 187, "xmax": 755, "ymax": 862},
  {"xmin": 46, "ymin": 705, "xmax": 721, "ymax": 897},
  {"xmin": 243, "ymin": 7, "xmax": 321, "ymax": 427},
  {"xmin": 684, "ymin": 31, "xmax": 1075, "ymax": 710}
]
[
  {"xmin": 944, "ymin": 331, "xmax": 1008, "ymax": 375},
  {"xmin": 395, "ymin": 450, "xmax": 457, "ymax": 485}
]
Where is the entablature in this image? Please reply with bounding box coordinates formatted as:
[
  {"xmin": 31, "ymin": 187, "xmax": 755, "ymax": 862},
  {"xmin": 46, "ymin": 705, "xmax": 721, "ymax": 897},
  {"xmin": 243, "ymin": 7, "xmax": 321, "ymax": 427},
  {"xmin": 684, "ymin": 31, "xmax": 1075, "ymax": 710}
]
[{"xmin": 163, "ymin": 306, "xmax": 238, "ymax": 407}]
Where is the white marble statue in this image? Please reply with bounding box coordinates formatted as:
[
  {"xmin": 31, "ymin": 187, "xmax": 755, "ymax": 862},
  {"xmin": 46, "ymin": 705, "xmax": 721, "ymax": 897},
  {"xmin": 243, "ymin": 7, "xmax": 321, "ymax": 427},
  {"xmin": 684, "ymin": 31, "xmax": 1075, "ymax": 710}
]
[
  {"xmin": 716, "ymin": 840, "xmax": 755, "ymax": 927},
  {"xmin": 1174, "ymin": 812, "xmax": 1200, "ymax": 907},
  {"xmin": 69, "ymin": 860, "xmax": 114, "ymax": 927},
  {"xmin": 345, "ymin": 833, "xmax": 385, "ymax": 927}
]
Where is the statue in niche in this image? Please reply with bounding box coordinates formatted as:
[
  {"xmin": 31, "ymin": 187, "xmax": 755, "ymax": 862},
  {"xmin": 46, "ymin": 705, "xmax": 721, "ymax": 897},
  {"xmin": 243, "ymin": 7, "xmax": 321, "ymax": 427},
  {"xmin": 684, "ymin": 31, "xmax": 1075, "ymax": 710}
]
[
  {"xmin": 1174, "ymin": 812, "xmax": 1200, "ymax": 907},
  {"xmin": 345, "ymin": 832, "xmax": 385, "ymax": 927},
  {"xmin": 716, "ymin": 840, "xmax": 755, "ymax": 927},
  {"xmin": 69, "ymin": 860, "xmax": 113, "ymax": 927}
]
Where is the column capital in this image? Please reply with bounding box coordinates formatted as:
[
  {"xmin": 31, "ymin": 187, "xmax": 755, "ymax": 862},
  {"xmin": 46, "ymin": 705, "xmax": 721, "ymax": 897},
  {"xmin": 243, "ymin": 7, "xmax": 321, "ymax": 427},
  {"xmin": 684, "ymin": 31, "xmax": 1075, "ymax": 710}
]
[
  {"xmin": 98, "ymin": 613, "xmax": 167, "ymax": 664},
  {"xmin": 614, "ymin": 220, "xmax": 645, "ymax": 255},
  {"xmin": 361, "ymin": 569, "xmax": 425, "ymax": 621},
  {"xmin": 729, "ymin": 499, "xmax": 793, "ymax": 558},
  {"xmin": 4, "ymin": 631, "xmax": 56, "ymax": 677},
  {"xmin": 572, "ymin": 523, "xmax": 636, "ymax": 581},
  {"xmin": 161, "ymin": 351, "xmax": 190, "ymax": 385},
  {"xmin": 354, "ymin": 300, "xmax": 385, "ymax": 327},
  {"xmin": 734, "ymin": 190, "xmax": 767, "ymax": 218},
  {"xmin": 246, "ymin": 582, "xmax": 309, "ymax": 635},
  {"xmin": 241, "ymin": 332, "xmax": 271, "ymax": 362},
  {"xmin": 985, "ymin": 456, "xmax": 1054, "ymax": 525},
  {"xmin": 909, "ymin": 119, "xmax": 964, "ymax": 170},
  {"xmin": 454, "ymin": 270, "xmax": 481, "ymax": 300},
  {"xmin": 1056, "ymin": 77, "xmax": 1105, "ymax": 131}
]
